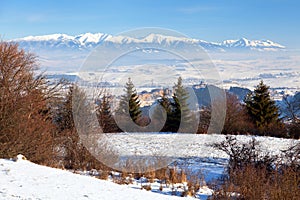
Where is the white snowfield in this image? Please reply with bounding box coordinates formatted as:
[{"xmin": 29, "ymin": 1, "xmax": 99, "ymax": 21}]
[
  {"xmin": 0, "ymin": 134, "xmax": 298, "ymax": 200},
  {"xmin": 106, "ymin": 133, "xmax": 298, "ymax": 158},
  {"xmin": 0, "ymin": 157, "xmax": 184, "ymax": 200}
]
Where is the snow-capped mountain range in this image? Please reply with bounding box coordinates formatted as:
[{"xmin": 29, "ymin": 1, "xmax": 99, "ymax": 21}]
[{"xmin": 11, "ymin": 33, "xmax": 285, "ymax": 52}]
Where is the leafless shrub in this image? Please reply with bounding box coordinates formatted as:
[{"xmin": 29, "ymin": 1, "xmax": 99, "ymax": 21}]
[
  {"xmin": 281, "ymin": 142, "xmax": 300, "ymax": 171},
  {"xmin": 209, "ymin": 136, "xmax": 300, "ymax": 200},
  {"xmin": 197, "ymin": 107, "xmax": 211, "ymax": 134},
  {"xmin": 222, "ymin": 93, "xmax": 254, "ymax": 135},
  {"xmin": 197, "ymin": 92, "xmax": 254, "ymax": 135},
  {"xmin": 211, "ymin": 136, "xmax": 277, "ymax": 173},
  {"xmin": 98, "ymin": 170, "xmax": 109, "ymax": 180}
]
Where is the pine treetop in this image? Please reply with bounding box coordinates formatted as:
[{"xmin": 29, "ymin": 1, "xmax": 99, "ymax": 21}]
[{"xmin": 117, "ymin": 77, "xmax": 142, "ymax": 124}]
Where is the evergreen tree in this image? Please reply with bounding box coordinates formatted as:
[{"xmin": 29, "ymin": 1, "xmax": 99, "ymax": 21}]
[
  {"xmin": 154, "ymin": 77, "xmax": 193, "ymax": 133},
  {"xmin": 168, "ymin": 95, "xmax": 182, "ymax": 132},
  {"xmin": 55, "ymin": 85, "xmax": 74, "ymax": 131},
  {"xmin": 244, "ymin": 81, "xmax": 280, "ymax": 132},
  {"xmin": 117, "ymin": 78, "xmax": 142, "ymax": 124},
  {"xmin": 96, "ymin": 94, "xmax": 119, "ymax": 133},
  {"xmin": 172, "ymin": 77, "xmax": 194, "ymax": 132},
  {"xmin": 153, "ymin": 89, "xmax": 178, "ymax": 132},
  {"xmin": 55, "ymin": 84, "xmax": 93, "ymax": 132}
]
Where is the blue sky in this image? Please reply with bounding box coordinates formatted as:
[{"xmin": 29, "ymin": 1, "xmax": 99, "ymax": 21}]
[{"xmin": 1, "ymin": 0, "xmax": 300, "ymax": 48}]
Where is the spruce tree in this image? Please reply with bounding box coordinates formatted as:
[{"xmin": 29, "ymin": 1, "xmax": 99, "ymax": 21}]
[
  {"xmin": 55, "ymin": 85, "xmax": 75, "ymax": 131},
  {"xmin": 154, "ymin": 77, "xmax": 193, "ymax": 133},
  {"xmin": 154, "ymin": 89, "xmax": 176, "ymax": 132},
  {"xmin": 117, "ymin": 78, "xmax": 142, "ymax": 124},
  {"xmin": 172, "ymin": 76, "xmax": 193, "ymax": 132},
  {"xmin": 96, "ymin": 94, "xmax": 119, "ymax": 133},
  {"xmin": 244, "ymin": 81, "xmax": 280, "ymax": 132},
  {"xmin": 151, "ymin": 77, "xmax": 195, "ymax": 133},
  {"xmin": 168, "ymin": 95, "xmax": 182, "ymax": 132}
]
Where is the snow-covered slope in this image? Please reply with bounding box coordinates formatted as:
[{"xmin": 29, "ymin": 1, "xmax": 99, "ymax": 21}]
[
  {"xmin": 0, "ymin": 157, "xmax": 183, "ymax": 200},
  {"xmin": 11, "ymin": 33, "xmax": 285, "ymax": 52}
]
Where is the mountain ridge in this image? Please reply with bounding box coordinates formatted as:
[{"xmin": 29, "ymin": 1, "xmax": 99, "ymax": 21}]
[{"xmin": 11, "ymin": 32, "xmax": 285, "ymax": 52}]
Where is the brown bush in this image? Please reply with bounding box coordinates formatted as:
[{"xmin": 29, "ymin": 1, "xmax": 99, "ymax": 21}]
[
  {"xmin": 197, "ymin": 107, "xmax": 211, "ymax": 134},
  {"xmin": 141, "ymin": 184, "xmax": 152, "ymax": 191},
  {"xmin": 209, "ymin": 165, "xmax": 300, "ymax": 200},
  {"xmin": 263, "ymin": 122, "xmax": 288, "ymax": 138},
  {"xmin": 209, "ymin": 137, "xmax": 300, "ymax": 200},
  {"xmin": 197, "ymin": 92, "xmax": 255, "ymax": 135},
  {"xmin": 222, "ymin": 93, "xmax": 254, "ymax": 135},
  {"xmin": 0, "ymin": 42, "xmax": 57, "ymax": 164}
]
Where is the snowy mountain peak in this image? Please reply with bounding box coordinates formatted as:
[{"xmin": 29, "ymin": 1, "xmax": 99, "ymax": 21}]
[
  {"xmin": 144, "ymin": 33, "xmax": 165, "ymax": 43},
  {"xmin": 221, "ymin": 37, "xmax": 285, "ymax": 49},
  {"xmin": 238, "ymin": 38, "xmax": 250, "ymax": 46},
  {"xmin": 74, "ymin": 32, "xmax": 109, "ymax": 45}
]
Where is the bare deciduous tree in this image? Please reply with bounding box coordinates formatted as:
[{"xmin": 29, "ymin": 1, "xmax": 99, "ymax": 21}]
[
  {"xmin": 282, "ymin": 94, "xmax": 300, "ymax": 138},
  {"xmin": 0, "ymin": 42, "xmax": 56, "ymax": 164},
  {"xmin": 222, "ymin": 93, "xmax": 254, "ymax": 135}
]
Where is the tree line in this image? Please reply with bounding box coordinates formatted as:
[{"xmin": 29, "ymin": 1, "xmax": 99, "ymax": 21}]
[{"xmin": 97, "ymin": 76, "xmax": 299, "ymax": 139}]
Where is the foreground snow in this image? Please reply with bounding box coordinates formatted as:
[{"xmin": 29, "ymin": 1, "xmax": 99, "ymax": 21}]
[{"xmin": 0, "ymin": 158, "xmax": 186, "ymax": 200}]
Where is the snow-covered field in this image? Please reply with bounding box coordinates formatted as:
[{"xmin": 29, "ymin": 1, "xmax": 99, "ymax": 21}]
[
  {"xmin": 107, "ymin": 133, "xmax": 297, "ymax": 158},
  {"xmin": 0, "ymin": 156, "xmax": 186, "ymax": 200},
  {"xmin": 101, "ymin": 133, "xmax": 299, "ymax": 182},
  {"xmin": 1, "ymin": 134, "xmax": 298, "ymax": 200}
]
